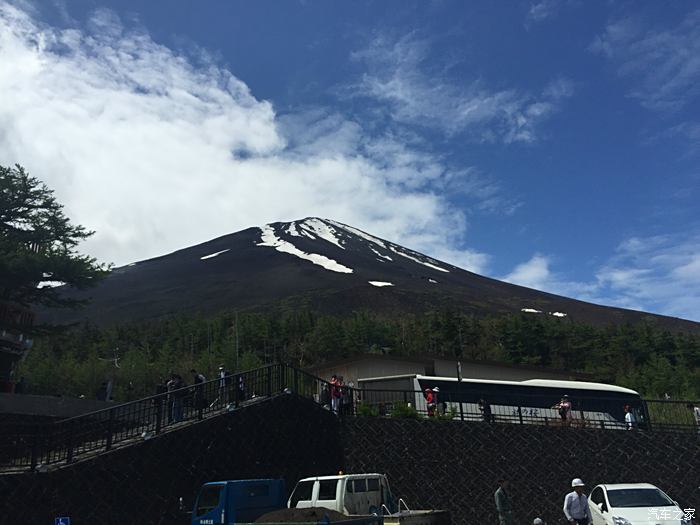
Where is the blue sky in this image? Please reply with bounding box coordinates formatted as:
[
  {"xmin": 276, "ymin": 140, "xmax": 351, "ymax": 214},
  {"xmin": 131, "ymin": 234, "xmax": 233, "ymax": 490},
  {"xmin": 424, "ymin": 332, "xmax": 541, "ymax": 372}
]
[{"xmin": 1, "ymin": 1, "xmax": 699, "ymax": 320}]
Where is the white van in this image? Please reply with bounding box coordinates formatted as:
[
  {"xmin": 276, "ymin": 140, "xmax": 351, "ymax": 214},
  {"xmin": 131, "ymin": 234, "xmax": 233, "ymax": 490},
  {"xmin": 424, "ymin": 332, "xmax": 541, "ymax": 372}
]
[{"xmin": 288, "ymin": 473, "xmax": 395, "ymax": 516}]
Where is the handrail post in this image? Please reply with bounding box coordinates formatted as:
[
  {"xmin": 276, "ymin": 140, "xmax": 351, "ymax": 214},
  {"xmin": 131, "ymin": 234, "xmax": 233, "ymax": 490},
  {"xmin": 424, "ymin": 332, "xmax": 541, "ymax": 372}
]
[
  {"xmin": 235, "ymin": 373, "xmax": 241, "ymax": 408},
  {"xmin": 155, "ymin": 399, "xmax": 163, "ymax": 435},
  {"xmin": 30, "ymin": 423, "xmax": 40, "ymax": 471},
  {"xmin": 197, "ymin": 385, "xmax": 204, "ymax": 421},
  {"xmin": 66, "ymin": 420, "xmax": 74, "ymax": 464},
  {"xmin": 267, "ymin": 366, "xmax": 273, "ymax": 397},
  {"xmin": 106, "ymin": 408, "xmax": 115, "ymax": 451},
  {"xmin": 517, "ymin": 406, "xmax": 523, "ymax": 425}
]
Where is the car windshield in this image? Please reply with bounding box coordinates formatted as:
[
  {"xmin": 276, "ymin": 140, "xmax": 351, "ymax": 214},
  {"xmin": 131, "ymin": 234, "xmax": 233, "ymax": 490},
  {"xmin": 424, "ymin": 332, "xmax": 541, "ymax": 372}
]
[{"xmin": 607, "ymin": 489, "xmax": 675, "ymax": 508}]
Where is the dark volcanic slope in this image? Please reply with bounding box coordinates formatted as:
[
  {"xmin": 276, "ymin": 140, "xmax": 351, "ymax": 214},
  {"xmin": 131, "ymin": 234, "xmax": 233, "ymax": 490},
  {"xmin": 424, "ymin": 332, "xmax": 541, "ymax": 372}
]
[{"xmin": 43, "ymin": 218, "xmax": 700, "ymax": 332}]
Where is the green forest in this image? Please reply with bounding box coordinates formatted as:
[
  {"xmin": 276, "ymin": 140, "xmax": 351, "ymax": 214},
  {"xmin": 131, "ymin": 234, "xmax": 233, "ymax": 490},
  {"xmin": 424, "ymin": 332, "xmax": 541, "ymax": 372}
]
[{"xmin": 18, "ymin": 309, "xmax": 700, "ymax": 402}]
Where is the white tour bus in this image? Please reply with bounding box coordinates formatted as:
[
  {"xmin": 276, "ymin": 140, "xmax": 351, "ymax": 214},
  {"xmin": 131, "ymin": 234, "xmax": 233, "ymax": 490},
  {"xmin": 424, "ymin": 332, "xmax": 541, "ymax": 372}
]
[{"xmin": 357, "ymin": 374, "xmax": 647, "ymax": 430}]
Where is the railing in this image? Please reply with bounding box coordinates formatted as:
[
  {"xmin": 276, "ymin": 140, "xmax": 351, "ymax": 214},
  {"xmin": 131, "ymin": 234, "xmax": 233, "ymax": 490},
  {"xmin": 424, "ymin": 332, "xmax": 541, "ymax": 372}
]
[
  {"xmin": 354, "ymin": 387, "xmax": 700, "ymax": 433},
  {"xmin": 0, "ymin": 364, "xmax": 327, "ymax": 471},
  {"xmin": 1, "ymin": 364, "xmax": 697, "ymax": 471}
]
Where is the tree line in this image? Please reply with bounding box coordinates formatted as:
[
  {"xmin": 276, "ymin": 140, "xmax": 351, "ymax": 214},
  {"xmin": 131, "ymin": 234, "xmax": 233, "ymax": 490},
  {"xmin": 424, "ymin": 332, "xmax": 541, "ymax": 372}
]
[
  {"xmin": 3, "ymin": 164, "xmax": 699, "ymax": 403},
  {"xmin": 18, "ymin": 308, "xmax": 700, "ymax": 401}
]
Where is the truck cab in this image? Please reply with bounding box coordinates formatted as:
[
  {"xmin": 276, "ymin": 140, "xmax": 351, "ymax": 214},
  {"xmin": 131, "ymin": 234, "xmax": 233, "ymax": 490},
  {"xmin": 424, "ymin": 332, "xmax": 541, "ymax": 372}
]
[
  {"xmin": 191, "ymin": 479, "xmax": 286, "ymax": 525},
  {"xmin": 288, "ymin": 473, "xmax": 396, "ymax": 516}
]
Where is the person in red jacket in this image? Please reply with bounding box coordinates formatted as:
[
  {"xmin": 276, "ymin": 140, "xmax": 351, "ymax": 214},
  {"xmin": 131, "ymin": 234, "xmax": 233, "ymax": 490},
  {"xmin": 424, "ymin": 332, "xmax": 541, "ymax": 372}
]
[
  {"xmin": 330, "ymin": 375, "xmax": 342, "ymax": 414},
  {"xmin": 424, "ymin": 387, "xmax": 435, "ymax": 417}
]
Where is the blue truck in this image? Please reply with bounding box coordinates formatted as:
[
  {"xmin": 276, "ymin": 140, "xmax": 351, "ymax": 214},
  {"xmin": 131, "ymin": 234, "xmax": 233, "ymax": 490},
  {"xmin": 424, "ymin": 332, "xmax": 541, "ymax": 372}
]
[
  {"xmin": 190, "ymin": 478, "xmax": 287, "ymax": 525},
  {"xmin": 188, "ymin": 476, "xmax": 448, "ymax": 525}
]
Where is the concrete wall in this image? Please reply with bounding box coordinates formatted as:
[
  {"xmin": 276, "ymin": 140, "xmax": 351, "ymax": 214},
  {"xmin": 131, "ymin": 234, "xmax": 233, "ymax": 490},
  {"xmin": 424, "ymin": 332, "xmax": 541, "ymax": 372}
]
[
  {"xmin": 343, "ymin": 417, "xmax": 699, "ymax": 524},
  {"xmin": 1, "ymin": 395, "xmax": 698, "ymax": 525},
  {"xmin": 0, "ymin": 393, "xmax": 113, "ymax": 418},
  {"xmin": 0, "ymin": 395, "xmax": 342, "ymax": 525}
]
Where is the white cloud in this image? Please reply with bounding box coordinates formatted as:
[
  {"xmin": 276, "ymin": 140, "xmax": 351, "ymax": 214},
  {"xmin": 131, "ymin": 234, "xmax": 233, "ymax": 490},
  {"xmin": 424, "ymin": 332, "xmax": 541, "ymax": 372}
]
[
  {"xmin": 504, "ymin": 234, "xmax": 700, "ymax": 322},
  {"xmin": 503, "ymin": 254, "xmax": 553, "ymax": 290},
  {"xmin": 526, "ymin": 0, "xmax": 560, "ymax": 25},
  {"xmin": 590, "ymin": 9, "xmax": 700, "ymax": 112},
  {"xmin": 348, "ymin": 34, "xmax": 573, "ymax": 143},
  {"xmin": 0, "ymin": 3, "xmax": 490, "ymax": 273}
]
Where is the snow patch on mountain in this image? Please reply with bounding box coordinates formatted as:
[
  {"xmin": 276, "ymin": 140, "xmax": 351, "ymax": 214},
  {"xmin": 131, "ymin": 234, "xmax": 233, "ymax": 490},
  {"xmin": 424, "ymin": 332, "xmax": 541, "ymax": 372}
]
[
  {"xmin": 287, "ymin": 223, "xmax": 301, "ymax": 237},
  {"xmin": 429, "ymin": 279, "xmax": 438, "ymax": 284},
  {"xmin": 389, "ymin": 246, "xmax": 450, "ymax": 273},
  {"xmin": 327, "ymin": 219, "xmax": 388, "ymax": 249},
  {"xmin": 521, "ymin": 308, "xmax": 542, "ymax": 313},
  {"xmin": 200, "ymin": 249, "xmax": 230, "ymax": 260},
  {"xmin": 370, "ymin": 247, "xmax": 392, "ymax": 261},
  {"xmin": 369, "ymin": 281, "xmax": 394, "ymax": 287},
  {"xmin": 299, "ymin": 227, "xmax": 316, "ymax": 240},
  {"xmin": 299, "ymin": 218, "xmax": 345, "ymax": 250},
  {"xmin": 551, "ymin": 312, "xmax": 567, "ymax": 317},
  {"xmin": 257, "ymin": 225, "xmax": 353, "ymax": 274},
  {"xmin": 37, "ymin": 280, "xmax": 66, "ymax": 289}
]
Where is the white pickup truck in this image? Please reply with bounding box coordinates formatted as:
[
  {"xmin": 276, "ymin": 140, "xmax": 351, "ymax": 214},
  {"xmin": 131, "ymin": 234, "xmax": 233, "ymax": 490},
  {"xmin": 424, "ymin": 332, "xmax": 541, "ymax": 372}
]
[{"xmin": 288, "ymin": 473, "xmax": 450, "ymax": 525}]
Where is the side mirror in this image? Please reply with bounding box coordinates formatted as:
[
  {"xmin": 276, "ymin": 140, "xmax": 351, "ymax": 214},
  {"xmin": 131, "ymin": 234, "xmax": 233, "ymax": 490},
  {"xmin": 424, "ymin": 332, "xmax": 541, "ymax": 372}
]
[{"xmin": 597, "ymin": 502, "xmax": 604, "ymax": 512}]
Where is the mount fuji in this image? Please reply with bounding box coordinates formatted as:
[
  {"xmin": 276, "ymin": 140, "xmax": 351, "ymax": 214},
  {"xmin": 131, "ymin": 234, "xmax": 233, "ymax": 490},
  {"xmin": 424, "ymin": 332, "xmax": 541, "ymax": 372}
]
[{"xmin": 42, "ymin": 218, "xmax": 700, "ymax": 331}]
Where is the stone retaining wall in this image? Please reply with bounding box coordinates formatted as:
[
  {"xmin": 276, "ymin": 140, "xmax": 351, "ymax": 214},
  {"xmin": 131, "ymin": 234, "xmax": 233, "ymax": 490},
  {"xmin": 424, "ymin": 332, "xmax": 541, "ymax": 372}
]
[{"xmin": 1, "ymin": 395, "xmax": 698, "ymax": 525}]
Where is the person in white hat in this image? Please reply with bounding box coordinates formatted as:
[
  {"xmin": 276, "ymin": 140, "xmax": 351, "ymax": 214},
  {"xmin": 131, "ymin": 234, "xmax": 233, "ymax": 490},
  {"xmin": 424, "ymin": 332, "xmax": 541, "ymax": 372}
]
[
  {"xmin": 563, "ymin": 478, "xmax": 591, "ymax": 525},
  {"xmin": 432, "ymin": 387, "xmax": 446, "ymax": 416}
]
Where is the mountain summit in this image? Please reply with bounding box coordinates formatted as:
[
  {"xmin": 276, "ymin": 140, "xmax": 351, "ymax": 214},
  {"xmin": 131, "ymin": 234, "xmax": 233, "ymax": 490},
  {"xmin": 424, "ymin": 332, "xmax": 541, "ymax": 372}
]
[{"xmin": 44, "ymin": 218, "xmax": 699, "ymax": 331}]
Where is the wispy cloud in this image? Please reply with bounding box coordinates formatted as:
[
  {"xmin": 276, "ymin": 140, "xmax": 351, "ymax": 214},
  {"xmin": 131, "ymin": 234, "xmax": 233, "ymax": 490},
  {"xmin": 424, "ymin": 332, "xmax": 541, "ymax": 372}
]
[
  {"xmin": 348, "ymin": 34, "xmax": 573, "ymax": 143},
  {"xmin": 0, "ymin": 3, "xmax": 493, "ymax": 273},
  {"xmin": 503, "ymin": 233, "xmax": 700, "ymax": 322},
  {"xmin": 526, "ymin": 0, "xmax": 560, "ymax": 26},
  {"xmin": 590, "ymin": 9, "xmax": 700, "ymax": 112}
]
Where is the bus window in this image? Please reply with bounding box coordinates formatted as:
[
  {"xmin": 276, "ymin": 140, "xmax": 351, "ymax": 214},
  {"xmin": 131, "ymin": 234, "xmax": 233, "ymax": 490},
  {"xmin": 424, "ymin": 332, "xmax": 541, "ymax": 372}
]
[{"xmin": 367, "ymin": 478, "xmax": 379, "ymax": 491}]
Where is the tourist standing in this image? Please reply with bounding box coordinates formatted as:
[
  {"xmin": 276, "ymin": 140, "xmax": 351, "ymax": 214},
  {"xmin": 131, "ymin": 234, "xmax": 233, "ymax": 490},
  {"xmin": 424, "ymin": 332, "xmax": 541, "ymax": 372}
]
[
  {"xmin": 191, "ymin": 369, "xmax": 207, "ymax": 413},
  {"xmin": 424, "ymin": 388, "xmax": 435, "ymax": 417},
  {"xmin": 330, "ymin": 375, "xmax": 341, "ymax": 414},
  {"xmin": 553, "ymin": 395, "xmax": 573, "ymax": 427},
  {"xmin": 624, "ymin": 404, "xmax": 637, "ymax": 430},
  {"xmin": 494, "ymin": 478, "xmax": 513, "ymax": 525},
  {"xmin": 237, "ymin": 375, "xmax": 246, "ymax": 405},
  {"xmin": 563, "ymin": 478, "xmax": 591, "ymax": 525},
  {"xmin": 168, "ymin": 374, "xmax": 186, "ymax": 423},
  {"xmin": 479, "ymin": 398, "xmax": 493, "ymax": 423}
]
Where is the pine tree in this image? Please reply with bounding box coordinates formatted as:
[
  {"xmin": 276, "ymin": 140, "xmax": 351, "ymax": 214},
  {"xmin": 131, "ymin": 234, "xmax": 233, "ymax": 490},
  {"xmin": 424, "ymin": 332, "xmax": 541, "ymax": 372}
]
[{"xmin": 0, "ymin": 164, "xmax": 110, "ymax": 333}]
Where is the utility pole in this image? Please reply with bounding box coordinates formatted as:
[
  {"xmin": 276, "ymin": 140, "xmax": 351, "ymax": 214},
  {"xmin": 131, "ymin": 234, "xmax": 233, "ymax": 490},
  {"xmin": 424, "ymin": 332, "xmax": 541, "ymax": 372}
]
[{"xmin": 235, "ymin": 311, "xmax": 240, "ymax": 371}]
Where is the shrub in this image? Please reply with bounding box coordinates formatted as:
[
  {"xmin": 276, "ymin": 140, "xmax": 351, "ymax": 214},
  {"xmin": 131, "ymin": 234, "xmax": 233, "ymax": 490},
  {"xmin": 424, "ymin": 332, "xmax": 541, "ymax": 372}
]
[
  {"xmin": 390, "ymin": 402, "xmax": 420, "ymax": 419},
  {"xmin": 357, "ymin": 402, "xmax": 380, "ymax": 417}
]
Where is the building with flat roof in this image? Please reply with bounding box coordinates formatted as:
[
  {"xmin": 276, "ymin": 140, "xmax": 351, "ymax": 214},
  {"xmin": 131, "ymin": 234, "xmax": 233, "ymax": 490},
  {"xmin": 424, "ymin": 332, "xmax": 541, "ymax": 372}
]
[{"xmin": 305, "ymin": 354, "xmax": 592, "ymax": 387}]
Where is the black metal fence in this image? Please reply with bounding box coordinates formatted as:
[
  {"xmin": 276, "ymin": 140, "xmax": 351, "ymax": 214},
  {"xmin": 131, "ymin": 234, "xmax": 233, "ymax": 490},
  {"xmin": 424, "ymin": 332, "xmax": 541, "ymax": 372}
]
[
  {"xmin": 356, "ymin": 387, "xmax": 700, "ymax": 433},
  {"xmin": 0, "ymin": 364, "xmax": 327, "ymax": 471},
  {"xmin": 1, "ymin": 364, "xmax": 698, "ymax": 471}
]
